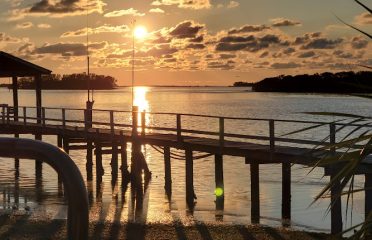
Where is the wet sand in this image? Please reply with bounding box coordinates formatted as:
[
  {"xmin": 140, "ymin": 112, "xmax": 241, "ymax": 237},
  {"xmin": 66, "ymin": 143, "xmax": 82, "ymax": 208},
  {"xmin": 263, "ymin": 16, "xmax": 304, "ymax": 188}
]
[{"xmin": 0, "ymin": 214, "xmax": 336, "ymax": 240}]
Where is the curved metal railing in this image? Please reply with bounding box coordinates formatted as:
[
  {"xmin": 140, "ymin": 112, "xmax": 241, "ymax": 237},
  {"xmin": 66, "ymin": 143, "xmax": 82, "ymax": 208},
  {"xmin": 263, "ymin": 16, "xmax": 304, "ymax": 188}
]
[{"xmin": 0, "ymin": 137, "xmax": 88, "ymax": 240}]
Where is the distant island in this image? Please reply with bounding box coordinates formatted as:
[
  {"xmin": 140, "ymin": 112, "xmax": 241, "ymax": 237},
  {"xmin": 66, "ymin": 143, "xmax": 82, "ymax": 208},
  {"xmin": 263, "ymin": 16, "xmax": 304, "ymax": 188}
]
[
  {"xmin": 252, "ymin": 71, "xmax": 372, "ymax": 93},
  {"xmin": 232, "ymin": 81, "xmax": 254, "ymax": 87},
  {"xmin": 0, "ymin": 73, "xmax": 117, "ymax": 90}
]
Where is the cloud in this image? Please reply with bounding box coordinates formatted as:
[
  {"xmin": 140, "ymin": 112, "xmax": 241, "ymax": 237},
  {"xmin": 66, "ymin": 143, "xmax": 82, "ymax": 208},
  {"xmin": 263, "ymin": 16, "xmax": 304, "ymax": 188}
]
[
  {"xmin": 228, "ymin": 24, "xmax": 270, "ymax": 34},
  {"xmin": 151, "ymin": 0, "xmax": 211, "ymax": 10},
  {"xmin": 270, "ymin": 18, "xmax": 301, "ymax": 27},
  {"xmin": 16, "ymin": 22, "xmax": 33, "ymax": 29},
  {"xmin": 298, "ymin": 51, "xmax": 315, "ymax": 58},
  {"xmin": 37, "ymin": 23, "xmax": 51, "ymax": 29},
  {"xmin": 169, "ymin": 21, "xmax": 204, "ymax": 38},
  {"xmin": 333, "ymin": 50, "xmax": 353, "ymax": 59},
  {"xmin": 351, "ymin": 36, "xmax": 368, "ymax": 49},
  {"xmin": 301, "ymin": 38, "xmax": 343, "ymax": 49},
  {"xmin": 8, "ymin": 0, "xmax": 105, "ymax": 20},
  {"xmin": 185, "ymin": 43, "xmax": 205, "ymax": 49},
  {"xmin": 61, "ymin": 24, "xmax": 130, "ymax": 37},
  {"xmin": 354, "ymin": 12, "xmax": 372, "ymax": 25},
  {"xmin": 216, "ymin": 34, "xmax": 284, "ymax": 52},
  {"xmin": 34, "ymin": 42, "xmax": 107, "ymax": 57},
  {"xmin": 227, "ymin": 1, "xmax": 239, "ymax": 9},
  {"xmin": 0, "ymin": 32, "xmax": 21, "ymax": 43},
  {"xmin": 149, "ymin": 8, "xmax": 165, "ymax": 13},
  {"xmin": 271, "ymin": 62, "xmax": 301, "ymax": 69},
  {"xmin": 104, "ymin": 8, "xmax": 145, "ymax": 17}
]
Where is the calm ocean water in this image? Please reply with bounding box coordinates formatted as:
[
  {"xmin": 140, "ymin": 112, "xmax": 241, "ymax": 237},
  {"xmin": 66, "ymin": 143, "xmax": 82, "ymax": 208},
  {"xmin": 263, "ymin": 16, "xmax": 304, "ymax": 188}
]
[{"xmin": 0, "ymin": 86, "xmax": 371, "ymax": 233}]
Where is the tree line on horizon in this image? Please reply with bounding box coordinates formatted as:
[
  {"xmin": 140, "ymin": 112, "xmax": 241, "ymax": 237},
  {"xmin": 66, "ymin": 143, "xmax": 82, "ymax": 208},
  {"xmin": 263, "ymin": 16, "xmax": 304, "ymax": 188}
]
[
  {"xmin": 252, "ymin": 71, "xmax": 372, "ymax": 93},
  {"xmin": 1, "ymin": 73, "xmax": 118, "ymax": 90}
]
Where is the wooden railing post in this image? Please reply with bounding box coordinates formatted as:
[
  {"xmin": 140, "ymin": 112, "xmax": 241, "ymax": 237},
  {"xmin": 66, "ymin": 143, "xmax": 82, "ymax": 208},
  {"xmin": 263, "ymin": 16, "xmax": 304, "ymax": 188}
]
[
  {"xmin": 219, "ymin": 117, "xmax": 224, "ymax": 147},
  {"xmin": 177, "ymin": 114, "xmax": 182, "ymax": 142},
  {"xmin": 62, "ymin": 108, "xmax": 66, "ymax": 129},
  {"xmin": 42, "ymin": 107, "xmax": 46, "ymax": 126},
  {"xmin": 1, "ymin": 105, "xmax": 5, "ymax": 124},
  {"xmin": 329, "ymin": 123, "xmax": 342, "ymax": 234},
  {"xmin": 6, "ymin": 106, "xmax": 10, "ymax": 124},
  {"xmin": 141, "ymin": 110, "xmax": 146, "ymax": 136},
  {"xmin": 110, "ymin": 110, "xmax": 114, "ymax": 137},
  {"xmin": 23, "ymin": 107, "xmax": 26, "ymax": 126},
  {"xmin": 269, "ymin": 120, "xmax": 275, "ymax": 154},
  {"xmin": 132, "ymin": 106, "xmax": 138, "ymax": 136}
]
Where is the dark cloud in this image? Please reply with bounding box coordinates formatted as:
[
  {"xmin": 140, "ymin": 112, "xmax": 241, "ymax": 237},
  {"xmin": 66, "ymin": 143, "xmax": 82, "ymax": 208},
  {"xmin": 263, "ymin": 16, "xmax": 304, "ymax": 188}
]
[
  {"xmin": 298, "ymin": 51, "xmax": 316, "ymax": 58},
  {"xmin": 216, "ymin": 34, "xmax": 285, "ymax": 52},
  {"xmin": 333, "ymin": 50, "xmax": 353, "ymax": 59},
  {"xmin": 271, "ymin": 18, "xmax": 301, "ymax": 27},
  {"xmin": 283, "ymin": 47, "xmax": 295, "ymax": 54},
  {"xmin": 208, "ymin": 61, "xmax": 234, "ymax": 70},
  {"xmin": 185, "ymin": 43, "xmax": 205, "ymax": 49},
  {"xmin": 35, "ymin": 42, "xmax": 106, "ymax": 57},
  {"xmin": 189, "ymin": 35, "xmax": 204, "ymax": 43},
  {"xmin": 169, "ymin": 21, "xmax": 204, "ymax": 39},
  {"xmin": 301, "ymin": 38, "xmax": 343, "ymax": 49},
  {"xmin": 260, "ymin": 51, "xmax": 269, "ymax": 58},
  {"xmin": 351, "ymin": 36, "xmax": 368, "ymax": 49},
  {"xmin": 30, "ymin": 0, "xmax": 83, "ymax": 13},
  {"xmin": 271, "ymin": 62, "xmax": 301, "ymax": 69},
  {"xmin": 220, "ymin": 54, "xmax": 236, "ymax": 59},
  {"xmin": 228, "ymin": 25, "xmax": 270, "ymax": 34}
]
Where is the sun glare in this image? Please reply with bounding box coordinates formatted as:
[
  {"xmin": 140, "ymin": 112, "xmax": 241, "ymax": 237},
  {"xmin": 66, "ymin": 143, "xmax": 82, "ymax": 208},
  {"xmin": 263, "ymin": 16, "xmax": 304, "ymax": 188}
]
[
  {"xmin": 134, "ymin": 26, "xmax": 148, "ymax": 40},
  {"xmin": 133, "ymin": 86, "xmax": 149, "ymax": 112}
]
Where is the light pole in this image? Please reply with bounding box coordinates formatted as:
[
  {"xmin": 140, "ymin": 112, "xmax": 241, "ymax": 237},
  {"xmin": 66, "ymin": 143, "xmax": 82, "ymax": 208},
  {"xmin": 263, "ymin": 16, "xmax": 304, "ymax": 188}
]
[{"xmin": 131, "ymin": 19, "xmax": 136, "ymax": 109}]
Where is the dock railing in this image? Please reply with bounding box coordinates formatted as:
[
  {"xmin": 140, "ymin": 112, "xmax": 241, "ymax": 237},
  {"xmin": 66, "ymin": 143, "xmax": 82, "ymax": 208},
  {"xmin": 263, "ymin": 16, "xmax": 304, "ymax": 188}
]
[{"xmin": 3, "ymin": 105, "xmax": 372, "ymax": 152}]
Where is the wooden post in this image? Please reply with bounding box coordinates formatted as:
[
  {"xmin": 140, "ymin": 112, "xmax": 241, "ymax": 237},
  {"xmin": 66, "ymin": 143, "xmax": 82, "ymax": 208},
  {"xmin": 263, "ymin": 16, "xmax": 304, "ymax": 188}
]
[
  {"xmin": 23, "ymin": 107, "xmax": 26, "ymax": 126},
  {"xmin": 282, "ymin": 162, "xmax": 291, "ymax": 222},
  {"xmin": 63, "ymin": 137, "xmax": 70, "ymax": 154},
  {"xmin": 85, "ymin": 101, "xmax": 94, "ymax": 181},
  {"xmin": 177, "ymin": 114, "xmax": 182, "ymax": 142},
  {"xmin": 57, "ymin": 135, "xmax": 63, "ymax": 192},
  {"xmin": 365, "ymin": 174, "xmax": 372, "ymax": 237},
  {"xmin": 42, "ymin": 107, "xmax": 46, "ymax": 126},
  {"xmin": 215, "ymin": 154, "xmax": 224, "ymax": 211},
  {"xmin": 330, "ymin": 123, "xmax": 342, "ymax": 234},
  {"xmin": 132, "ymin": 106, "xmax": 138, "ymax": 137},
  {"xmin": 141, "ymin": 110, "xmax": 146, "ymax": 136},
  {"xmin": 120, "ymin": 131, "xmax": 129, "ymax": 180},
  {"xmin": 95, "ymin": 142, "xmax": 103, "ymax": 177},
  {"xmin": 219, "ymin": 118, "xmax": 224, "ymax": 147},
  {"xmin": 35, "ymin": 75, "xmax": 43, "ymax": 179},
  {"xmin": 269, "ymin": 120, "xmax": 275, "ymax": 156},
  {"xmin": 111, "ymin": 142, "xmax": 119, "ymax": 184},
  {"xmin": 249, "ymin": 158, "xmax": 260, "ymax": 224},
  {"xmin": 110, "ymin": 110, "xmax": 114, "ymax": 137},
  {"xmin": 164, "ymin": 146, "xmax": 172, "ymax": 193},
  {"xmin": 12, "ymin": 76, "xmax": 18, "ymax": 121},
  {"xmin": 185, "ymin": 148, "xmax": 194, "ymax": 207},
  {"xmin": 62, "ymin": 108, "xmax": 66, "ymax": 129}
]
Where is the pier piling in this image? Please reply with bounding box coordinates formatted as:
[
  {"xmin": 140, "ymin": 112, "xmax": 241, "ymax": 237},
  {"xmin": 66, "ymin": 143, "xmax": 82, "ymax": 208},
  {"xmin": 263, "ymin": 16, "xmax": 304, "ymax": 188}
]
[
  {"xmin": 185, "ymin": 148, "xmax": 194, "ymax": 208},
  {"xmin": 164, "ymin": 146, "xmax": 172, "ymax": 194},
  {"xmin": 249, "ymin": 158, "xmax": 260, "ymax": 224},
  {"xmin": 282, "ymin": 161, "xmax": 291, "ymax": 223},
  {"xmin": 215, "ymin": 154, "xmax": 224, "ymax": 210}
]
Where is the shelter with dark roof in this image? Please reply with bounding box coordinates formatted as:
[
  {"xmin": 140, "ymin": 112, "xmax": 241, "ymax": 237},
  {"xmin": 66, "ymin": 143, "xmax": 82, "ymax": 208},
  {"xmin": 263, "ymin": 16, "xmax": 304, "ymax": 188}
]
[{"xmin": 0, "ymin": 51, "xmax": 52, "ymax": 126}]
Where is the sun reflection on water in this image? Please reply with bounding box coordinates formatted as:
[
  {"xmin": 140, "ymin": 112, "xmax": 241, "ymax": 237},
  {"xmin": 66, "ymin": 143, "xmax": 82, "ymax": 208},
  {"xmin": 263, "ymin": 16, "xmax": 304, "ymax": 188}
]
[{"xmin": 133, "ymin": 86, "xmax": 149, "ymax": 112}]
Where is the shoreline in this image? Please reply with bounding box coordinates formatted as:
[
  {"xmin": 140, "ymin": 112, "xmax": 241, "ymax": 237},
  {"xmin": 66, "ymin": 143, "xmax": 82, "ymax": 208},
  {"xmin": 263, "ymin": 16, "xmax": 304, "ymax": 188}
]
[{"xmin": 0, "ymin": 214, "xmax": 333, "ymax": 240}]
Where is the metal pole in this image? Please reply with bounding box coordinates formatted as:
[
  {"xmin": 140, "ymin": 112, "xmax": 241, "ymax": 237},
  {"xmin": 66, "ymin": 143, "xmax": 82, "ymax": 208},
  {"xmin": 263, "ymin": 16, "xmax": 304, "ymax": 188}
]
[{"xmin": 131, "ymin": 19, "xmax": 136, "ymax": 108}]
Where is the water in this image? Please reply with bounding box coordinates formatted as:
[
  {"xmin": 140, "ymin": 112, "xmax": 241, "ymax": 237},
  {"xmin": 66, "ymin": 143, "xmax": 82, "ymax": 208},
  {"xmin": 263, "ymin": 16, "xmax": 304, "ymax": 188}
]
[{"xmin": 0, "ymin": 86, "xmax": 370, "ymax": 233}]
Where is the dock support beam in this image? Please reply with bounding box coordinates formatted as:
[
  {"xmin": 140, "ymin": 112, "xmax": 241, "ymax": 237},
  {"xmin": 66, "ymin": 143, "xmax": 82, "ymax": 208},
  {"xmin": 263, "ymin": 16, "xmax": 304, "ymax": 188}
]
[
  {"xmin": 111, "ymin": 142, "xmax": 119, "ymax": 185},
  {"xmin": 86, "ymin": 141, "xmax": 93, "ymax": 181},
  {"xmin": 249, "ymin": 158, "xmax": 260, "ymax": 224},
  {"xmin": 164, "ymin": 146, "xmax": 172, "ymax": 194},
  {"xmin": 185, "ymin": 148, "xmax": 194, "ymax": 208},
  {"xmin": 120, "ymin": 135, "xmax": 129, "ymax": 181},
  {"xmin": 95, "ymin": 142, "xmax": 103, "ymax": 179},
  {"xmin": 57, "ymin": 135, "xmax": 63, "ymax": 193},
  {"xmin": 282, "ymin": 161, "xmax": 291, "ymax": 223},
  {"xmin": 215, "ymin": 154, "xmax": 224, "ymax": 211}
]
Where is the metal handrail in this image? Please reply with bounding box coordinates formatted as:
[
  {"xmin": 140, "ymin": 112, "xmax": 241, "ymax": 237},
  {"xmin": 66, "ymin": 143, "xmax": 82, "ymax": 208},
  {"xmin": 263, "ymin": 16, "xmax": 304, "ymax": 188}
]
[{"xmin": 0, "ymin": 138, "xmax": 88, "ymax": 240}]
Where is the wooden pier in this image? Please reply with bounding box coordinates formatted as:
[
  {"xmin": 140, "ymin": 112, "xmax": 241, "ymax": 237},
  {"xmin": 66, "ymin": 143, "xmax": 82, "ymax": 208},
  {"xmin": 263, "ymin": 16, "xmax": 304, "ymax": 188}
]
[{"xmin": 1, "ymin": 105, "xmax": 372, "ymax": 234}]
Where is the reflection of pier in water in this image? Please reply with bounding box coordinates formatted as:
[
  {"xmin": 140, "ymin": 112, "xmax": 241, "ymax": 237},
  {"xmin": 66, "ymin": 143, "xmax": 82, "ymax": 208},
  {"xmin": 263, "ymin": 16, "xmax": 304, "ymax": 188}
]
[{"xmin": 2, "ymin": 104, "xmax": 372, "ymax": 234}]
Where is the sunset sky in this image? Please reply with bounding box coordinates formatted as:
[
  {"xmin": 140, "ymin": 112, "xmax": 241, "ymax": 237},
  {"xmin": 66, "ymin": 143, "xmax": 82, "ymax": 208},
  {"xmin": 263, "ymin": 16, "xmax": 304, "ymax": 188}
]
[{"xmin": 0, "ymin": 0, "xmax": 371, "ymax": 86}]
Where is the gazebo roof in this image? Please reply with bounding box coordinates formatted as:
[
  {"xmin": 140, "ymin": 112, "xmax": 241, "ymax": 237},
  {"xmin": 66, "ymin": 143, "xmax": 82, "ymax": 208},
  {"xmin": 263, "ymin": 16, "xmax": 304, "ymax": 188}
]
[{"xmin": 0, "ymin": 51, "xmax": 52, "ymax": 77}]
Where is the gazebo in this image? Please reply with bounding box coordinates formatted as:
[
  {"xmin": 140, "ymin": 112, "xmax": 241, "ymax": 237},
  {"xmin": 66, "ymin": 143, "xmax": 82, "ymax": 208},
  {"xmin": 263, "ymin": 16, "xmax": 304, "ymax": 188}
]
[{"xmin": 0, "ymin": 51, "xmax": 52, "ymax": 128}]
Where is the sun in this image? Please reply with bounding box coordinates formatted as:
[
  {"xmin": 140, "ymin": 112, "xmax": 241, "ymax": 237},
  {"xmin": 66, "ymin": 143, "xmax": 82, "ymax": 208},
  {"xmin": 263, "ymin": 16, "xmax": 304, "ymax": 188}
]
[{"xmin": 134, "ymin": 26, "xmax": 148, "ymax": 39}]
